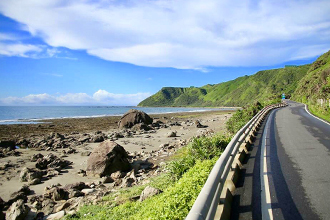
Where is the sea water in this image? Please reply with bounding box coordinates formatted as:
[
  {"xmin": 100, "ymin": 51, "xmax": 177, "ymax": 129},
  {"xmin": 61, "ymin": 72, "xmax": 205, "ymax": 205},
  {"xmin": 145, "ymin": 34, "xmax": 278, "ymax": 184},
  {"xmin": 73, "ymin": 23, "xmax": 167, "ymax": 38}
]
[{"xmin": 0, "ymin": 106, "xmax": 233, "ymax": 124}]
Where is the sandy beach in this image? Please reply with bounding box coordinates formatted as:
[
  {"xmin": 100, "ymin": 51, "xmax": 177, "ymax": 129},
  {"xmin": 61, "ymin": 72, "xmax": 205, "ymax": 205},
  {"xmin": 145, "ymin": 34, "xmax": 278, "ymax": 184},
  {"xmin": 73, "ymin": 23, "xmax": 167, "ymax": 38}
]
[{"xmin": 0, "ymin": 109, "xmax": 233, "ymax": 217}]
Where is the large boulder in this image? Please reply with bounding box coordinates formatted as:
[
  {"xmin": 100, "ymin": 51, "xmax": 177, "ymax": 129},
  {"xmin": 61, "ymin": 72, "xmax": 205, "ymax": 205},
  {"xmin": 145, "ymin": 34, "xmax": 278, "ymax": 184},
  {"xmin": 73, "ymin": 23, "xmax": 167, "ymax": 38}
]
[
  {"xmin": 118, "ymin": 109, "xmax": 153, "ymax": 129},
  {"xmin": 86, "ymin": 141, "xmax": 131, "ymax": 177}
]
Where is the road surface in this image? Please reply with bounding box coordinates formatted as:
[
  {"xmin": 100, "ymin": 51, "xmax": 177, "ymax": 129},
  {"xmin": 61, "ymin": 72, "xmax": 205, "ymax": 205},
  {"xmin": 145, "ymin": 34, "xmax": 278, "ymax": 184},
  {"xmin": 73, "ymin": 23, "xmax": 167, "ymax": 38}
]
[{"xmin": 231, "ymin": 100, "xmax": 330, "ymax": 220}]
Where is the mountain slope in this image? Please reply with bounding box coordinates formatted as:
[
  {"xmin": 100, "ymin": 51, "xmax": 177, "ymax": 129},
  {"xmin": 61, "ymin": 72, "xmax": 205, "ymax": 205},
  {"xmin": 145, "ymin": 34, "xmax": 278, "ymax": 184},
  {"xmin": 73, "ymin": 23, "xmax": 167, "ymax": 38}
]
[
  {"xmin": 139, "ymin": 65, "xmax": 310, "ymax": 107},
  {"xmin": 292, "ymin": 50, "xmax": 330, "ymax": 121}
]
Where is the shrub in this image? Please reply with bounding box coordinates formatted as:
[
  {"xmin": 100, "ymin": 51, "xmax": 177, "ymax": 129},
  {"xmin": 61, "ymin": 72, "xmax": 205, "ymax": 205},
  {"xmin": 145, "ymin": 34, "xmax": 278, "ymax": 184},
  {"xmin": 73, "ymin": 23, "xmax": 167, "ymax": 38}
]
[
  {"xmin": 167, "ymin": 134, "xmax": 230, "ymax": 180},
  {"xmin": 226, "ymin": 101, "xmax": 263, "ymax": 134}
]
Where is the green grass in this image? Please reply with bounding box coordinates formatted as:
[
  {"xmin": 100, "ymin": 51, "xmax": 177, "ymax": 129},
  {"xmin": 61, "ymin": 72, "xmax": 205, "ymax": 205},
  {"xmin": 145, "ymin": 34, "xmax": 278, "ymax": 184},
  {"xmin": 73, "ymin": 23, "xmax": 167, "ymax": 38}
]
[
  {"xmin": 65, "ymin": 159, "xmax": 217, "ymax": 220},
  {"xmin": 308, "ymin": 104, "xmax": 330, "ymax": 123}
]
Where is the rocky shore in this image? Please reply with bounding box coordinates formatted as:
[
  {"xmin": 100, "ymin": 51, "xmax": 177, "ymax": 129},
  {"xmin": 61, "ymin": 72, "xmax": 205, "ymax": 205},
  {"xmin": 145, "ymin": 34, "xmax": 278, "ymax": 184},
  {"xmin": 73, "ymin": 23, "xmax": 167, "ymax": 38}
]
[{"xmin": 0, "ymin": 109, "xmax": 233, "ymax": 220}]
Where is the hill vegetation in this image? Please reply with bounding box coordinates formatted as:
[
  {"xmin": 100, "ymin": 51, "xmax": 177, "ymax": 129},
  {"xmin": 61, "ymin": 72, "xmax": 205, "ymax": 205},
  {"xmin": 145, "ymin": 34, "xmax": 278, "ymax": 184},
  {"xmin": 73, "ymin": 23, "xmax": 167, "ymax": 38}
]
[
  {"xmin": 292, "ymin": 50, "xmax": 330, "ymax": 121},
  {"xmin": 138, "ymin": 65, "xmax": 310, "ymax": 107}
]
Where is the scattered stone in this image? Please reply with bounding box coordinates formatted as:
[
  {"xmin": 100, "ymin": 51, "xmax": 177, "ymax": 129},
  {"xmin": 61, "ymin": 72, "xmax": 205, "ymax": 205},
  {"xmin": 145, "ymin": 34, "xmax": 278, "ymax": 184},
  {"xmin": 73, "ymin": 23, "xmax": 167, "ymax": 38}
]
[
  {"xmin": 131, "ymin": 123, "xmax": 152, "ymax": 131},
  {"xmin": 195, "ymin": 120, "xmax": 207, "ymax": 128},
  {"xmin": 6, "ymin": 199, "xmax": 30, "ymax": 220},
  {"xmin": 102, "ymin": 176, "xmax": 114, "ymax": 184},
  {"xmin": 91, "ymin": 135, "xmax": 105, "ymax": 143},
  {"xmin": 41, "ymin": 199, "xmax": 56, "ymax": 215},
  {"xmin": 118, "ymin": 109, "xmax": 153, "ymax": 129},
  {"xmin": 36, "ymin": 153, "xmax": 72, "ymax": 170},
  {"xmin": 139, "ymin": 186, "xmax": 162, "ymax": 201},
  {"xmin": 31, "ymin": 153, "xmax": 44, "ymax": 162},
  {"xmin": 110, "ymin": 171, "xmax": 125, "ymax": 180},
  {"xmin": 77, "ymin": 169, "xmax": 86, "ymax": 177},
  {"xmin": 44, "ymin": 187, "xmax": 68, "ymax": 201},
  {"xmin": 28, "ymin": 178, "xmax": 41, "ymax": 186},
  {"xmin": 86, "ymin": 140, "xmax": 131, "ymax": 177},
  {"xmin": 80, "ymin": 151, "xmax": 91, "ymax": 156},
  {"xmin": 166, "ymin": 131, "xmax": 177, "ymax": 137},
  {"xmin": 6, "ymin": 186, "xmax": 30, "ymax": 207},
  {"xmin": 19, "ymin": 167, "xmax": 45, "ymax": 183},
  {"xmin": 45, "ymin": 210, "xmax": 65, "ymax": 220},
  {"xmin": 54, "ymin": 202, "xmax": 71, "ymax": 213},
  {"xmin": 63, "ymin": 182, "xmax": 87, "ymax": 191},
  {"xmin": 81, "ymin": 189, "xmax": 95, "ymax": 195}
]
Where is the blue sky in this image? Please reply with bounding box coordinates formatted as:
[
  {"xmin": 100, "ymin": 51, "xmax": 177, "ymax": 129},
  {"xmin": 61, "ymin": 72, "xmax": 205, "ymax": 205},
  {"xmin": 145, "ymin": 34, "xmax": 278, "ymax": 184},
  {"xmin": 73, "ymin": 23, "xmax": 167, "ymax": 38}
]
[{"xmin": 0, "ymin": 0, "xmax": 329, "ymax": 106}]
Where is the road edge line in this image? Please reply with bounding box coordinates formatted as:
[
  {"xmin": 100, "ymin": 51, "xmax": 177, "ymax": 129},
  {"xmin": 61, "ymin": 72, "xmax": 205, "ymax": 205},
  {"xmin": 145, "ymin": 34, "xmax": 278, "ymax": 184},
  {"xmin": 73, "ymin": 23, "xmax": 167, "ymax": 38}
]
[
  {"xmin": 260, "ymin": 111, "xmax": 274, "ymax": 220},
  {"xmin": 304, "ymin": 104, "xmax": 330, "ymax": 126}
]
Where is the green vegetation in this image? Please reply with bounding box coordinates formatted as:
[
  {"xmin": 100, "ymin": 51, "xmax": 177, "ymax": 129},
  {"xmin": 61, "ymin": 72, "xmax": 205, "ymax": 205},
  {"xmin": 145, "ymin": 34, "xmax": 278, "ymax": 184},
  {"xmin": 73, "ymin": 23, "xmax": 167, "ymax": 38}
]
[
  {"xmin": 226, "ymin": 101, "xmax": 263, "ymax": 134},
  {"xmin": 292, "ymin": 50, "xmax": 330, "ymax": 122},
  {"xmin": 167, "ymin": 134, "xmax": 230, "ymax": 180},
  {"xmin": 65, "ymin": 134, "xmax": 231, "ymax": 220},
  {"xmin": 138, "ymin": 65, "xmax": 310, "ymax": 107},
  {"xmin": 139, "ymin": 50, "xmax": 330, "ymax": 121}
]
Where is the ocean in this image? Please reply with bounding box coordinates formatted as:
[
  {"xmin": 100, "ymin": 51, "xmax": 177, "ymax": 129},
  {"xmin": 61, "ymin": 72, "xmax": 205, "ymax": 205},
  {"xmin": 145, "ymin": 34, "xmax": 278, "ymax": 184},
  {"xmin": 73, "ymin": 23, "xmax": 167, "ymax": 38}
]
[{"xmin": 0, "ymin": 106, "xmax": 233, "ymax": 125}]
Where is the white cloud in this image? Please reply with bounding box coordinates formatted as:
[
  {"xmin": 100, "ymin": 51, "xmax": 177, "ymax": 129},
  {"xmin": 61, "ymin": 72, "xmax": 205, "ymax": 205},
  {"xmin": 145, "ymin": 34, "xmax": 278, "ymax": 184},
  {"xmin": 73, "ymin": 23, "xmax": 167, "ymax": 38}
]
[
  {"xmin": 0, "ymin": 42, "xmax": 43, "ymax": 57},
  {"xmin": 0, "ymin": 0, "xmax": 329, "ymax": 68},
  {"xmin": 0, "ymin": 90, "xmax": 151, "ymax": 106}
]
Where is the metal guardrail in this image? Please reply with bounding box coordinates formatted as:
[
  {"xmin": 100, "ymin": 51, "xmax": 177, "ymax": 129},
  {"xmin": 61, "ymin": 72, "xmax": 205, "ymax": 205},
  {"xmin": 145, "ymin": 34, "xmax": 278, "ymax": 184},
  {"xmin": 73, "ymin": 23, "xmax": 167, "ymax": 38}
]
[{"xmin": 186, "ymin": 103, "xmax": 287, "ymax": 220}]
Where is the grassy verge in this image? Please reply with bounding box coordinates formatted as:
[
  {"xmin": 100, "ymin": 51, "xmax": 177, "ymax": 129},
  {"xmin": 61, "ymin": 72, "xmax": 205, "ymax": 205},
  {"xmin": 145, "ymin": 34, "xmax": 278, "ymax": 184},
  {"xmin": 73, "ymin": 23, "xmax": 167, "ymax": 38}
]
[{"xmin": 308, "ymin": 103, "xmax": 330, "ymax": 122}]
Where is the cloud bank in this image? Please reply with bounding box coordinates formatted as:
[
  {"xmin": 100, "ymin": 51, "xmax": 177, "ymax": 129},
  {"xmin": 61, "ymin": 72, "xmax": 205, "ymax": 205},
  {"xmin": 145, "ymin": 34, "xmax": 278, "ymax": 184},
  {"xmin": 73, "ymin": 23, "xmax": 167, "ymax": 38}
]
[
  {"xmin": 0, "ymin": 0, "xmax": 329, "ymax": 68},
  {"xmin": 0, "ymin": 90, "xmax": 151, "ymax": 106}
]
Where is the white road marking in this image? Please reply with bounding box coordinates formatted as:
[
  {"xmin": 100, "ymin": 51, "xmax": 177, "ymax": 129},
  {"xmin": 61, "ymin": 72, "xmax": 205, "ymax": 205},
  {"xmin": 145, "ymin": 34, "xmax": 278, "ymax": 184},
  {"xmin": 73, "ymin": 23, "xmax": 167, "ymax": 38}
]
[
  {"xmin": 260, "ymin": 111, "xmax": 274, "ymax": 220},
  {"xmin": 304, "ymin": 104, "xmax": 330, "ymax": 126}
]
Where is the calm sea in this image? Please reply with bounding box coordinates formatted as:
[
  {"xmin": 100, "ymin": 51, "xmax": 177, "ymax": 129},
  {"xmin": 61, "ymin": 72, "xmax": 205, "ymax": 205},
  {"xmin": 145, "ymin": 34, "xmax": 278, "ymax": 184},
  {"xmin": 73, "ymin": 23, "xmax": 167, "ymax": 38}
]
[{"xmin": 0, "ymin": 106, "xmax": 232, "ymax": 125}]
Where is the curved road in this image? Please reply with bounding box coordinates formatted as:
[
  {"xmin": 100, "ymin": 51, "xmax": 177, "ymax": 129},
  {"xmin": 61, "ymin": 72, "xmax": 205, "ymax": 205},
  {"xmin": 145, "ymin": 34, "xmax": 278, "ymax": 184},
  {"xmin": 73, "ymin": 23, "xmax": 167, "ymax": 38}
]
[{"xmin": 231, "ymin": 100, "xmax": 330, "ymax": 220}]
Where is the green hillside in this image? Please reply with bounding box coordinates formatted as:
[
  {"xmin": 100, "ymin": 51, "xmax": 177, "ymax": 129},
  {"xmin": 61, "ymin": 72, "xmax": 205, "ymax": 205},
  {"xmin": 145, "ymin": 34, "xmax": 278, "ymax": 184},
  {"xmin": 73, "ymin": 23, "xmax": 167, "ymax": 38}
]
[
  {"xmin": 139, "ymin": 65, "xmax": 310, "ymax": 107},
  {"xmin": 292, "ymin": 50, "xmax": 330, "ymax": 121}
]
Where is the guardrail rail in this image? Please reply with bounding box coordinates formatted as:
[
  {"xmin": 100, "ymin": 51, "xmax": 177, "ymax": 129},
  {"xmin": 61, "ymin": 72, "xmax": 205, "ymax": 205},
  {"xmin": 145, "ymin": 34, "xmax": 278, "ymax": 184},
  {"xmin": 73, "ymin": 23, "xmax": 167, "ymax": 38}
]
[{"xmin": 186, "ymin": 103, "xmax": 287, "ymax": 220}]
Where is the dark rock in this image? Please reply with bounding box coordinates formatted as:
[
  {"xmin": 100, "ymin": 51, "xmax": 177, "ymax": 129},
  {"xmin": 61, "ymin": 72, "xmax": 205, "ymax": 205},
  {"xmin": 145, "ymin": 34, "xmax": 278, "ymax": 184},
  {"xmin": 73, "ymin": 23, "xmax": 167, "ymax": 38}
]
[
  {"xmin": 6, "ymin": 186, "xmax": 30, "ymax": 207},
  {"xmin": 131, "ymin": 123, "xmax": 152, "ymax": 131},
  {"xmin": 77, "ymin": 169, "xmax": 86, "ymax": 177},
  {"xmin": 0, "ymin": 140, "xmax": 16, "ymax": 150},
  {"xmin": 91, "ymin": 135, "xmax": 105, "ymax": 143},
  {"xmin": 19, "ymin": 167, "xmax": 45, "ymax": 183},
  {"xmin": 118, "ymin": 109, "xmax": 153, "ymax": 129},
  {"xmin": 44, "ymin": 187, "xmax": 68, "ymax": 201},
  {"xmin": 86, "ymin": 140, "xmax": 131, "ymax": 177},
  {"xmin": 0, "ymin": 197, "xmax": 4, "ymax": 211},
  {"xmin": 63, "ymin": 182, "xmax": 87, "ymax": 191},
  {"xmin": 102, "ymin": 176, "xmax": 114, "ymax": 183},
  {"xmin": 6, "ymin": 199, "xmax": 30, "ymax": 220},
  {"xmin": 36, "ymin": 153, "xmax": 72, "ymax": 170},
  {"xmin": 68, "ymin": 190, "xmax": 84, "ymax": 199},
  {"xmin": 139, "ymin": 186, "xmax": 162, "ymax": 201},
  {"xmin": 166, "ymin": 131, "xmax": 177, "ymax": 137},
  {"xmin": 31, "ymin": 153, "xmax": 44, "ymax": 162},
  {"xmin": 41, "ymin": 199, "xmax": 55, "ymax": 215},
  {"xmin": 195, "ymin": 120, "xmax": 207, "ymax": 128},
  {"xmin": 35, "ymin": 212, "xmax": 44, "ymax": 220}
]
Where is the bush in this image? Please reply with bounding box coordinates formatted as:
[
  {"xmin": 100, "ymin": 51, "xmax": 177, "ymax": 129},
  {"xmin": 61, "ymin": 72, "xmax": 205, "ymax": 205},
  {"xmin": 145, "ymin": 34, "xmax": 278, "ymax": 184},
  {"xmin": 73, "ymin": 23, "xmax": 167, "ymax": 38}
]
[
  {"xmin": 226, "ymin": 101, "xmax": 263, "ymax": 134},
  {"xmin": 167, "ymin": 134, "xmax": 230, "ymax": 180}
]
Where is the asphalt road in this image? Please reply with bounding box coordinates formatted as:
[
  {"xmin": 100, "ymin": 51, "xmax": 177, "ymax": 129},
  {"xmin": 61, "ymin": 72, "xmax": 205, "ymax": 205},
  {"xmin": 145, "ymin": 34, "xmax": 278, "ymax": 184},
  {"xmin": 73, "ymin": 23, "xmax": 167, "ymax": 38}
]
[{"xmin": 231, "ymin": 100, "xmax": 330, "ymax": 220}]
